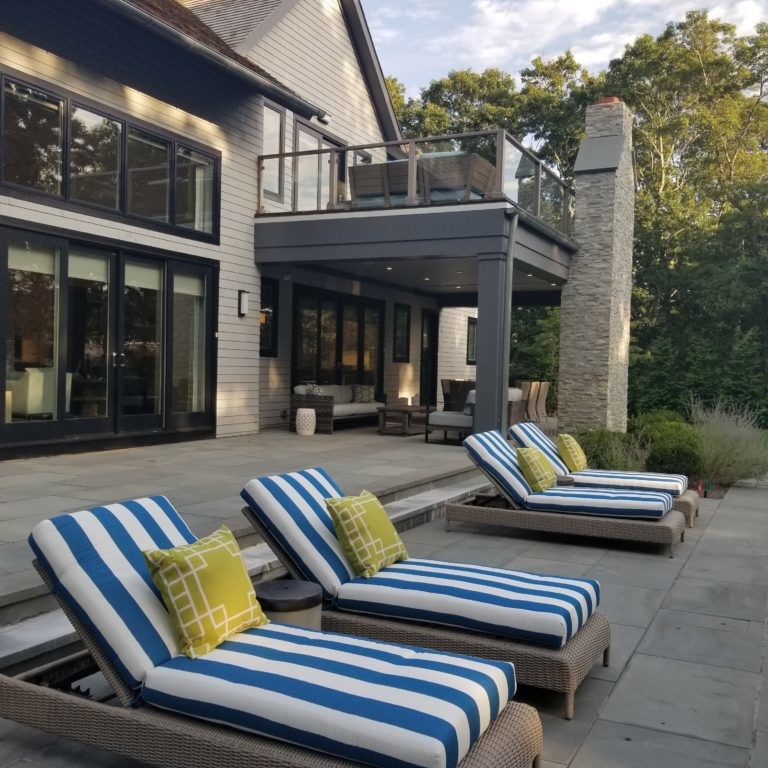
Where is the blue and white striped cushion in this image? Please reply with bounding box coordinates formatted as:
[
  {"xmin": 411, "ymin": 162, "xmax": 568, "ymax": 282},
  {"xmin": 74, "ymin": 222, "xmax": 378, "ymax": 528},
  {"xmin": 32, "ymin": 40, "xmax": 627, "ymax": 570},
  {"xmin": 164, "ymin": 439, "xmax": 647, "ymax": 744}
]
[
  {"xmin": 525, "ymin": 487, "xmax": 673, "ymax": 519},
  {"xmin": 241, "ymin": 468, "xmax": 355, "ymax": 597},
  {"xmin": 144, "ymin": 622, "xmax": 514, "ymax": 768},
  {"xmin": 508, "ymin": 423, "xmax": 569, "ymax": 475},
  {"xmin": 336, "ymin": 559, "xmax": 599, "ymax": 648},
  {"xmin": 568, "ymin": 469, "xmax": 687, "ymax": 495},
  {"xmin": 463, "ymin": 431, "xmax": 532, "ymax": 505},
  {"xmin": 28, "ymin": 496, "xmax": 194, "ymax": 695}
]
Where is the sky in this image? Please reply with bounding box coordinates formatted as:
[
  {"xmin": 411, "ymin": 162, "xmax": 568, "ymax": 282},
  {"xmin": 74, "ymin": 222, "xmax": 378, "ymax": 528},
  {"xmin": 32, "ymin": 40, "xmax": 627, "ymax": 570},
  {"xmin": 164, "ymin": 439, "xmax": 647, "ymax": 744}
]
[{"xmin": 361, "ymin": 0, "xmax": 768, "ymax": 97}]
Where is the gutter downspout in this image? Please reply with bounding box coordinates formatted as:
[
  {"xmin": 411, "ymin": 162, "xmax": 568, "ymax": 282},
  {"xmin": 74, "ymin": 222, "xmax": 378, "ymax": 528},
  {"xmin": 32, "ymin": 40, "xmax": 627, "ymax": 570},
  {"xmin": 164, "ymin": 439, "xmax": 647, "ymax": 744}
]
[{"xmin": 96, "ymin": 0, "xmax": 326, "ymax": 120}]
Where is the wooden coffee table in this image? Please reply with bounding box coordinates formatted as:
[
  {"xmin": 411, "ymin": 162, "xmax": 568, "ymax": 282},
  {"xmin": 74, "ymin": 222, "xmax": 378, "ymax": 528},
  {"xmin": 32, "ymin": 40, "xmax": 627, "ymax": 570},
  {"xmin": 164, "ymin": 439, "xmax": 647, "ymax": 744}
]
[{"xmin": 377, "ymin": 404, "xmax": 429, "ymax": 436}]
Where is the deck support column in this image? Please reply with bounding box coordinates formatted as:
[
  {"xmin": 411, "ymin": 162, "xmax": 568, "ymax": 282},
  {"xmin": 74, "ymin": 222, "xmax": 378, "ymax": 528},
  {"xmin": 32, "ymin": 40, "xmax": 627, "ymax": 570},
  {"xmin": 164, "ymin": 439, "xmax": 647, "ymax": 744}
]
[
  {"xmin": 558, "ymin": 98, "xmax": 635, "ymax": 431},
  {"xmin": 474, "ymin": 223, "xmax": 515, "ymax": 433}
]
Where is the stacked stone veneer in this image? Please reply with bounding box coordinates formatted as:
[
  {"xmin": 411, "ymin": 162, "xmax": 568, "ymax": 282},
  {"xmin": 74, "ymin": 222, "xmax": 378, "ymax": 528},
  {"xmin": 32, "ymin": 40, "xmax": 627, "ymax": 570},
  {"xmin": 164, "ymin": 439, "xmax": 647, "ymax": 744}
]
[{"xmin": 558, "ymin": 100, "xmax": 635, "ymax": 431}]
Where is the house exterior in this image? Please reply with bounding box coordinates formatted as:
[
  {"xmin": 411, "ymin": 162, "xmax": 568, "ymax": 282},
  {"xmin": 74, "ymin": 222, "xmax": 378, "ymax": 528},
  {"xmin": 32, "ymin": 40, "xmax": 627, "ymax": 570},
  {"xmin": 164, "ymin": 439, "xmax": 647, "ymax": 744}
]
[{"xmin": 0, "ymin": 0, "xmax": 633, "ymax": 457}]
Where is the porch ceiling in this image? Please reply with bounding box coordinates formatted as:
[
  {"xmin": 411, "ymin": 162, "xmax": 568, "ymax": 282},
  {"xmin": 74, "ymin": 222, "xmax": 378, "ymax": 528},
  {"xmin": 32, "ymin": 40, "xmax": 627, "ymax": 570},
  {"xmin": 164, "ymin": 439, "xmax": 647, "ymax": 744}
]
[{"xmin": 254, "ymin": 201, "xmax": 576, "ymax": 306}]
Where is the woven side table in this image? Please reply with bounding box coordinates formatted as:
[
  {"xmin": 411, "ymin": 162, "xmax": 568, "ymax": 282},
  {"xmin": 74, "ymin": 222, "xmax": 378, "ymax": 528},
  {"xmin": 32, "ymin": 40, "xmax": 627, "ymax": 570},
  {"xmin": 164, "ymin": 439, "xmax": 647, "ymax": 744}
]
[
  {"xmin": 255, "ymin": 580, "xmax": 323, "ymax": 629},
  {"xmin": 295, "ymin": 407, "xmax": 316, "ymax": 436}
]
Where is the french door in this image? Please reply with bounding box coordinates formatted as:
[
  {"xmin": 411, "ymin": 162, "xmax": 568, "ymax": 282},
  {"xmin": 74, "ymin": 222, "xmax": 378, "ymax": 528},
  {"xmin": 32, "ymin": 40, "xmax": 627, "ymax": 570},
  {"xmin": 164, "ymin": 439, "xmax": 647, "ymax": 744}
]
[
  {"xmin": 293, "ymin": 287, "xmax": 383, "ymax": 391},
  {"xmin": 0, "ymin": 228, "xmax": 215, "ymax": 443}
]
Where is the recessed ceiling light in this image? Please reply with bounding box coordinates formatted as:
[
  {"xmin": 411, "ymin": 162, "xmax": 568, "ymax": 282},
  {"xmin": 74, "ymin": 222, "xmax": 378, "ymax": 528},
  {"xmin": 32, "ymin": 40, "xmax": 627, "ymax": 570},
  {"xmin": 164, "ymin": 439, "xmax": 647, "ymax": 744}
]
[
  {"xmin": 424, "ymin": 277, "xmax": 430, "ymax": 281},
  {"xmin": 455, "ymin": 285, "xmax": 462, "ymax": 289},
  {"xmin": 386, "ymin": 266, "xmax": 393, "ymax": 271},
  {"xmin": 456, "ymin": 271, "xmax": 464, "ymax": 275},
  {"xmin": 526, "ymin": 273, "xmax": 533, "ymax": 278},
  {"xmin": 550, "ymin": 282, "xmax": 557, "ymax": 286}
]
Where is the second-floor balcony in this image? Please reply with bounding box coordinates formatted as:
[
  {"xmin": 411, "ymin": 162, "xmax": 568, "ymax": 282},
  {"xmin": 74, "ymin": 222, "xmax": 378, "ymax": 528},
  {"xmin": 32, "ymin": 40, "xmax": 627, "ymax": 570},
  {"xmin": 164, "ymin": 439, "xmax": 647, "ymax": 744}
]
[{"xmin": 257, "ymin": 130, "xmax": 574, "ymax": 237}]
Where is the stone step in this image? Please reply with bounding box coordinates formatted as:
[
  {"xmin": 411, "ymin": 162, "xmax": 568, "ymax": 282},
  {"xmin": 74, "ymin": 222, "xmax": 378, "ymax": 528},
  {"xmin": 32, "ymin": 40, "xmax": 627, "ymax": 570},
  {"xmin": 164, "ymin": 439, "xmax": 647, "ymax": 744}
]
[{"xmin": 0, "ymin": 471, "xmax": 490, "ymax": 672}]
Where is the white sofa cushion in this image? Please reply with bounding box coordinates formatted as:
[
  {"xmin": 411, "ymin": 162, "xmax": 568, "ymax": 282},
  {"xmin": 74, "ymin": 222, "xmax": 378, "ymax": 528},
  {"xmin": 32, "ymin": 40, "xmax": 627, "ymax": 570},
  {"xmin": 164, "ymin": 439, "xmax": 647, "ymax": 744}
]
[
  {"xmin": 429, "ymin": 411, "xmax": 473, "ymax": 429},
  {"xmin": 334, "ymin": 401, "xmax": 383, "ymax": 418}
]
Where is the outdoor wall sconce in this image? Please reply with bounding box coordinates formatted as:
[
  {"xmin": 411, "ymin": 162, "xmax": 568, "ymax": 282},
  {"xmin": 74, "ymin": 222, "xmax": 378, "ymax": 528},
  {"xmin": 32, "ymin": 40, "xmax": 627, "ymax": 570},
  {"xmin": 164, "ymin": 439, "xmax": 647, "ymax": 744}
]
[{"xmin": 238, "ymin": 290, "xmax": 249, "ymax": 317}]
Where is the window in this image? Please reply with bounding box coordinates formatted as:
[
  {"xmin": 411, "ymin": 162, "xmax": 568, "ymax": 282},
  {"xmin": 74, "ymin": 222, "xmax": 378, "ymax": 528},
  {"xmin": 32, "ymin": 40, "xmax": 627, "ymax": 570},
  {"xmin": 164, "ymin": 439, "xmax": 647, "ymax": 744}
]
[
  {"xmin": 259, "ymin": 277, "xmax": 278, "ymax": 357},
  {"xmin": 393, "ymin": 303, "xmax": 410, "ymax": 363},
  {"xmin": 466, "ymin": 316, "xmax": 477, "ymax": 365},
  {"xmin": 262, "ymin": 104, "xmax": 284, "ymax": 199},
  {"xmin": 0, "ymin": 76, "xmax": 219, "ymax": 239},
  {"xmin": 175, "ymin": 146, "xmax": 214, "ymax": 233},
  {"xmin": 70, "ymin": 106, "xmax": 121, "ymax": 210},
  {"xmin": 2, "ymin": 81, "xmax": 63, "ymax": 194},
  {"xmin": 294, "ymin": 123, "xmax": 344, "ymax": 211},
  {"xmin": 127, "ymin": 127, "xmax": 170, "ymax": 222}
]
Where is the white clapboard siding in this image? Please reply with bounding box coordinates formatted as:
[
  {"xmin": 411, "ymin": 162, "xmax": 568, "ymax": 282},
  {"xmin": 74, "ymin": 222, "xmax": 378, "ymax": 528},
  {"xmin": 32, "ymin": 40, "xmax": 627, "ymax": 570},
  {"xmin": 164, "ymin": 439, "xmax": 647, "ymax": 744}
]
[{"xmin": 437, "ymin": 308, "xmax": 478, "ymax": 409}]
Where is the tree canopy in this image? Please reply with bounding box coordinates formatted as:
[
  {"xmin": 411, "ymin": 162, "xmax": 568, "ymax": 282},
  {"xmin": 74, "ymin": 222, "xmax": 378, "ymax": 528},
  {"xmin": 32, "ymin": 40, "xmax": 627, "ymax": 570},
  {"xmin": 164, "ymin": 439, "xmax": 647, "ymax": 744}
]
[{"xmin": 386, "ymin": 11, "xmax": 768, "ymax": 420}]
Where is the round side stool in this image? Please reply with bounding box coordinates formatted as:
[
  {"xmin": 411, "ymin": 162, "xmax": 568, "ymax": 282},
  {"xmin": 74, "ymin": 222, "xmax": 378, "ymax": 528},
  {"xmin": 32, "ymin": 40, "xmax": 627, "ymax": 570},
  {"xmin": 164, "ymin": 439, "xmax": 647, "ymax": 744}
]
[
  {"xmin": 295, "ymin": 407, "xmax": 316, "ymax": 436},
  {"xmin": 255, "ymin": 579, "xmax": 323, "ymax": 629}
]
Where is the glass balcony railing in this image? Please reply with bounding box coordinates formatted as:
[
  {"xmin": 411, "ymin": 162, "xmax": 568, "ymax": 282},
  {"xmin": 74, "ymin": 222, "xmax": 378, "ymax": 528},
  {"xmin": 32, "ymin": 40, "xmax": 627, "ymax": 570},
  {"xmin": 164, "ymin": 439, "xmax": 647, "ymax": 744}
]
[{"xmin": 257, "ymin": 129, "xmax": 574, "ymax": 236}]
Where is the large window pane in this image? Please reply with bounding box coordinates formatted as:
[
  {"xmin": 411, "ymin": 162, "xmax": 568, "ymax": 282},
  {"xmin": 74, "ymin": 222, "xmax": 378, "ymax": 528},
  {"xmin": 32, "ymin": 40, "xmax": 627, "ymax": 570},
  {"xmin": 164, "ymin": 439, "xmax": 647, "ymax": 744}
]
[
  {"xmin": 2, "ymin": 81, "xmax": 63, "ymax": 194},
  {"xmin": 260, "ymin": 279, "xmax": 278, "ymax": 357},
  {"xmin": 362, "ymin": 308, "xmax": 380, "ymax": 386},
  {"xmin": 67, "ymin": 251, "xmax": 110, "ymax": 418},
  {"xmin": 318, "ymin": 300, "xmax": 337, "ymax": 384},
  {"xmin": 172, "ymin": 271, "xmax": 206, "ymax": 413},
  {"xmin": 262, "ymin": 105, "xmax": 283, "ymax": 196},
  {"xmin": 296, "ymin": 295, "xmax": 318, "ymax": 383},
  {"xmin": 69, "ymin": 107, "xmax": 121, "ymax": 209},
  {"xmin": 296, "ymin": 129, "xmax": 319, "ymax": 211},
  {"xmin": 123, "ymin": 261, "xmax": 163, "ymax": 415},
  {"xmin": 341, "ymin": 304, "xmax": 358, "ymax": 383},
  {"xmin": 5, "ymin": 242, "xmax": 60, "ymax": 421},
  {"xmin": 175, "ymin": 146, "xmax": 214, "ymax": 233},
  {"xmin": 127, "ymin": 128, "xmax": 170, "ymax": 222}
]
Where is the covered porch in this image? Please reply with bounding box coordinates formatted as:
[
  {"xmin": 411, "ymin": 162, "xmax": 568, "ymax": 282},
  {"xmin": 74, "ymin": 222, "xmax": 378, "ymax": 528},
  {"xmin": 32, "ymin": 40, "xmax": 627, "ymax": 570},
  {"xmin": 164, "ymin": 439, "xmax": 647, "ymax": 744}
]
[{"xmin": 255, "ymin": 130, "xmax": 577, "ymax": 435}]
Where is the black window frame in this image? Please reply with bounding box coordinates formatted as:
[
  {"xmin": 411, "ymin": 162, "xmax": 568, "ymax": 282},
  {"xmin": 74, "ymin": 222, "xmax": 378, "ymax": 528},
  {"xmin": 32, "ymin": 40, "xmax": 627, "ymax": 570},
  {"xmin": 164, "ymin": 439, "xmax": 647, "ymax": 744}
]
[
  {"xmin": 259, "ymin": 276, "xmax": 279, "ymax": 358},
  {"xmin": 466, "ymin": 316, "xmax": 478, "ymax": 365},
  {"xmin": 392, "ymin": 302, "xmax": 411, "ymax": 363},
  {"xmin": 261, "ymin": 101, "xmax": 285, "ymax": 202},
  {"xmin": 0, "ymin": 71, "xmax": 221, "ymax": 244}
]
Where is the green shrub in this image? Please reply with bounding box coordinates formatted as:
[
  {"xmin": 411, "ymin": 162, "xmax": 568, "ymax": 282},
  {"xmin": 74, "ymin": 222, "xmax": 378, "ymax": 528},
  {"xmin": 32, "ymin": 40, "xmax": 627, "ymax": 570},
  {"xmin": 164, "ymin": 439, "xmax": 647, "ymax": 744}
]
[
  {"xmin": 644, "ymin": 422, "xmax": 703, "ymax": 478},
  {"xmin": 629, "ymin": 409, "xmax": 686, "ymax": 435},
  {"xmin": 688, "ymin": 397, "xmax": 768, "ymax": 485},
  {"xmin": 574, "ymin": 429, "xmax": 649, "ymax": 471}
]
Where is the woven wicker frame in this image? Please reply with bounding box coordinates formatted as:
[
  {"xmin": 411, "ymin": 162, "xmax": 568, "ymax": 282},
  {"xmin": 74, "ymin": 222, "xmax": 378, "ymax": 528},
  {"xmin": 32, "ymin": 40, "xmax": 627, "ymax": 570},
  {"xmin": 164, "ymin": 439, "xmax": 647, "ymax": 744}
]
[
  {"xmin": 242, "ymin": 506, "xmax": 611, "ymax": 719},
  {"xmin": 673, "ymin": 489, "xmax": 699, "ymax": 528},
  {"xmin": 447, "ymin": 494, "xmax": 686, "ymax": 558},
  {"xmin": 0, "ymin": 561, "xmax": 542, "ymax": 768}
]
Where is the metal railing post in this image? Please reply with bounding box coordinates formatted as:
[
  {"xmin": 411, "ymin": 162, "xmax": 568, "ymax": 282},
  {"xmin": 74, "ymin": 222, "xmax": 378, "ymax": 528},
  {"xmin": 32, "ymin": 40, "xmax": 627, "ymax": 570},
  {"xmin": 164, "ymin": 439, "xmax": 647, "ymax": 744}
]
[
  {"xmin": 328, "ymin": 150, "xmax": 338, "ymax": 210},
  {"xmin": 406, "ymin": 140, "xmax": 418, "ymax": 206},
  {"xmin": 533, "ymin": 163, "xmax": 542, "ymax": 217},
  {"xmin": 494, "ymin": 130, "xmax": 505, "ymax": 198}
]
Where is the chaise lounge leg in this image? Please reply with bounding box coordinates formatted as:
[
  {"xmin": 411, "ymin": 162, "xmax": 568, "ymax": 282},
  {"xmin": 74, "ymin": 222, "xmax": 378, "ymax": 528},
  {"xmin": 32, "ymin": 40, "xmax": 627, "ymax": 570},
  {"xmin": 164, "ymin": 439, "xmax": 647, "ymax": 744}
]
[
  {"xmin": 669, "ymin": 543, "xmax": 675, "ymax": 558},
  {"xmin": 446, "ymin": 517, "xmax": 451, "ymax": 532},
  {"xmin": 603, "ymin": 646, "xmax": 610, "ymax": 667},
  {"xmin": 564, "ymin": 692, "xmax": 575, "ymax": 720}
]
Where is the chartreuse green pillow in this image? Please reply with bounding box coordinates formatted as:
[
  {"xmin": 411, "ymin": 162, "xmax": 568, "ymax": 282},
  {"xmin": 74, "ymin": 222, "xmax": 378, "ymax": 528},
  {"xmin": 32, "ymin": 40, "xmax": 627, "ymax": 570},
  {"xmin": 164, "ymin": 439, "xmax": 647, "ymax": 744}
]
[
  {"xmin": 557, "ymin": 433, "xmax": 588, "ymax": 472},
  {"xmin": 325, "ymin": 490, "xmax": 409, "ymax": 578},
  {"xmin": 516, "ymin": 446, "xmax": 557, "ymax": 492},
  {"xmin": 143, "ymin": 525, "xmax": 268, "ymax": 659}
]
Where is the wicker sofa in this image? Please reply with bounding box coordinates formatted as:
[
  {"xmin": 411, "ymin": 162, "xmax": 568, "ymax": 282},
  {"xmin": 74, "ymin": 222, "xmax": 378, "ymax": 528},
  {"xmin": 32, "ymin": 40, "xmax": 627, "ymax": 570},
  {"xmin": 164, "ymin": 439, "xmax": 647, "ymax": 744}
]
[{"xmin": 290, "ymin": 384, "xmax": 385, "ymax": 434}]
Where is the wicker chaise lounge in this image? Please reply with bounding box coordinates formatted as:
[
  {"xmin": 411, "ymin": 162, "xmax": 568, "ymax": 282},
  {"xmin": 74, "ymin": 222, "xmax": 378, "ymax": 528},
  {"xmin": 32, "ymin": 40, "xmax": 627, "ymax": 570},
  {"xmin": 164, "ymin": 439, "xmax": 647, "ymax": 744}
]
[
  {"xmin": 241, "ymin": 469, "xmax": 611, "ymax": 720},
  {"xmin": 447, "ymin": 431, "xmax": 686, "ymax": 557},
  {"xmin": 508, "ymin": 422, "xmax": 700, "ymax": 527},
  {"xmin": 0, "ymin": 496, "xmax": 543, "ymax": 768}
]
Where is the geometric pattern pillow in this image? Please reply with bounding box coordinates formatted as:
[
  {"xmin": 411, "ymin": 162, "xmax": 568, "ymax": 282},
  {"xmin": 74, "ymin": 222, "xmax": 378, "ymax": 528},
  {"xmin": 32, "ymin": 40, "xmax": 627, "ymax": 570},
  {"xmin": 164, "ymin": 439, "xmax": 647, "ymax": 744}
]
[
  {"xmin": 352, "ymin": 383, "xmax": 375, "ymax": 403},
  {"xmin": 557, "ymin": 433, "xmax": 588, "ymax": 472},
  {"xmin": 143, "ymin": 525, "xmax": 268, "ymax": 658},
  {"xmin": 325, "ymin": 490, "xmax": 408, "ymax": 578},
  {"xmin": 516, "ymin": 446, "xmax": 557, "ymax": 492}
]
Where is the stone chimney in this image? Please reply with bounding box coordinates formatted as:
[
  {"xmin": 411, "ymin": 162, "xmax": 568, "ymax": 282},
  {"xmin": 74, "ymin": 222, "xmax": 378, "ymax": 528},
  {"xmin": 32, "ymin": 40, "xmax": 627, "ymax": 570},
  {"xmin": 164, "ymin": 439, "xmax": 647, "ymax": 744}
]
[{"xmin": 557, "ymin": 98, "xmax": 635, "ymax": 431}]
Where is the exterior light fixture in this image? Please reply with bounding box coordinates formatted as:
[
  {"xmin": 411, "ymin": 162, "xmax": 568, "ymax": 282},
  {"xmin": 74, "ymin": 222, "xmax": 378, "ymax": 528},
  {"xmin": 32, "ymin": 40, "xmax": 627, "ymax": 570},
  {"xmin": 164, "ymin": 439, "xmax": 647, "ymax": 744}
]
[
  {"xmin": 386, "ymin": 266, "xmax": 393, "ymax": 271},
  {"xmin": 238, "ymin": 290, "xmax": 250, "ymax": 317}
]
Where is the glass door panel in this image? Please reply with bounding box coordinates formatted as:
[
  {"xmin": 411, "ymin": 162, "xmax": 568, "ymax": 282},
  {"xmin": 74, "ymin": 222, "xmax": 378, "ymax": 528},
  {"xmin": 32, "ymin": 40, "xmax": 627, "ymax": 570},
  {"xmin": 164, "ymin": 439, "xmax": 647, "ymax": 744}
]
[
  {"xmin": 340, "ymin": 303, "xmax": 358, "ymax": 384},
  {"xmin": 122, "ymin": 260, "xmax": 163, "ymax": 419},
  {"xmin": 295, "ymin": 294, "xmax": 319, "ymax": 383},
  {"xmin": 318, "ymin": 300, "xmax": 337, "ymax": 384},
  {"xmin": 362, "ymin": 308, "xmax": 381, "ymax": 386},
  {"xmin": 67, "ymin": 250, "xmax": 111, "ymax": 420},
  {"xmin": 5, "ymin": 242, "xmax": 60, "ymax": 422},
  {"xmin": 172, "ymin": 270, "xmax": 206, "ymax": 414},
  {"xmin": 296, "ymin": 129, "xmax": 319, "ymax": 211}
]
